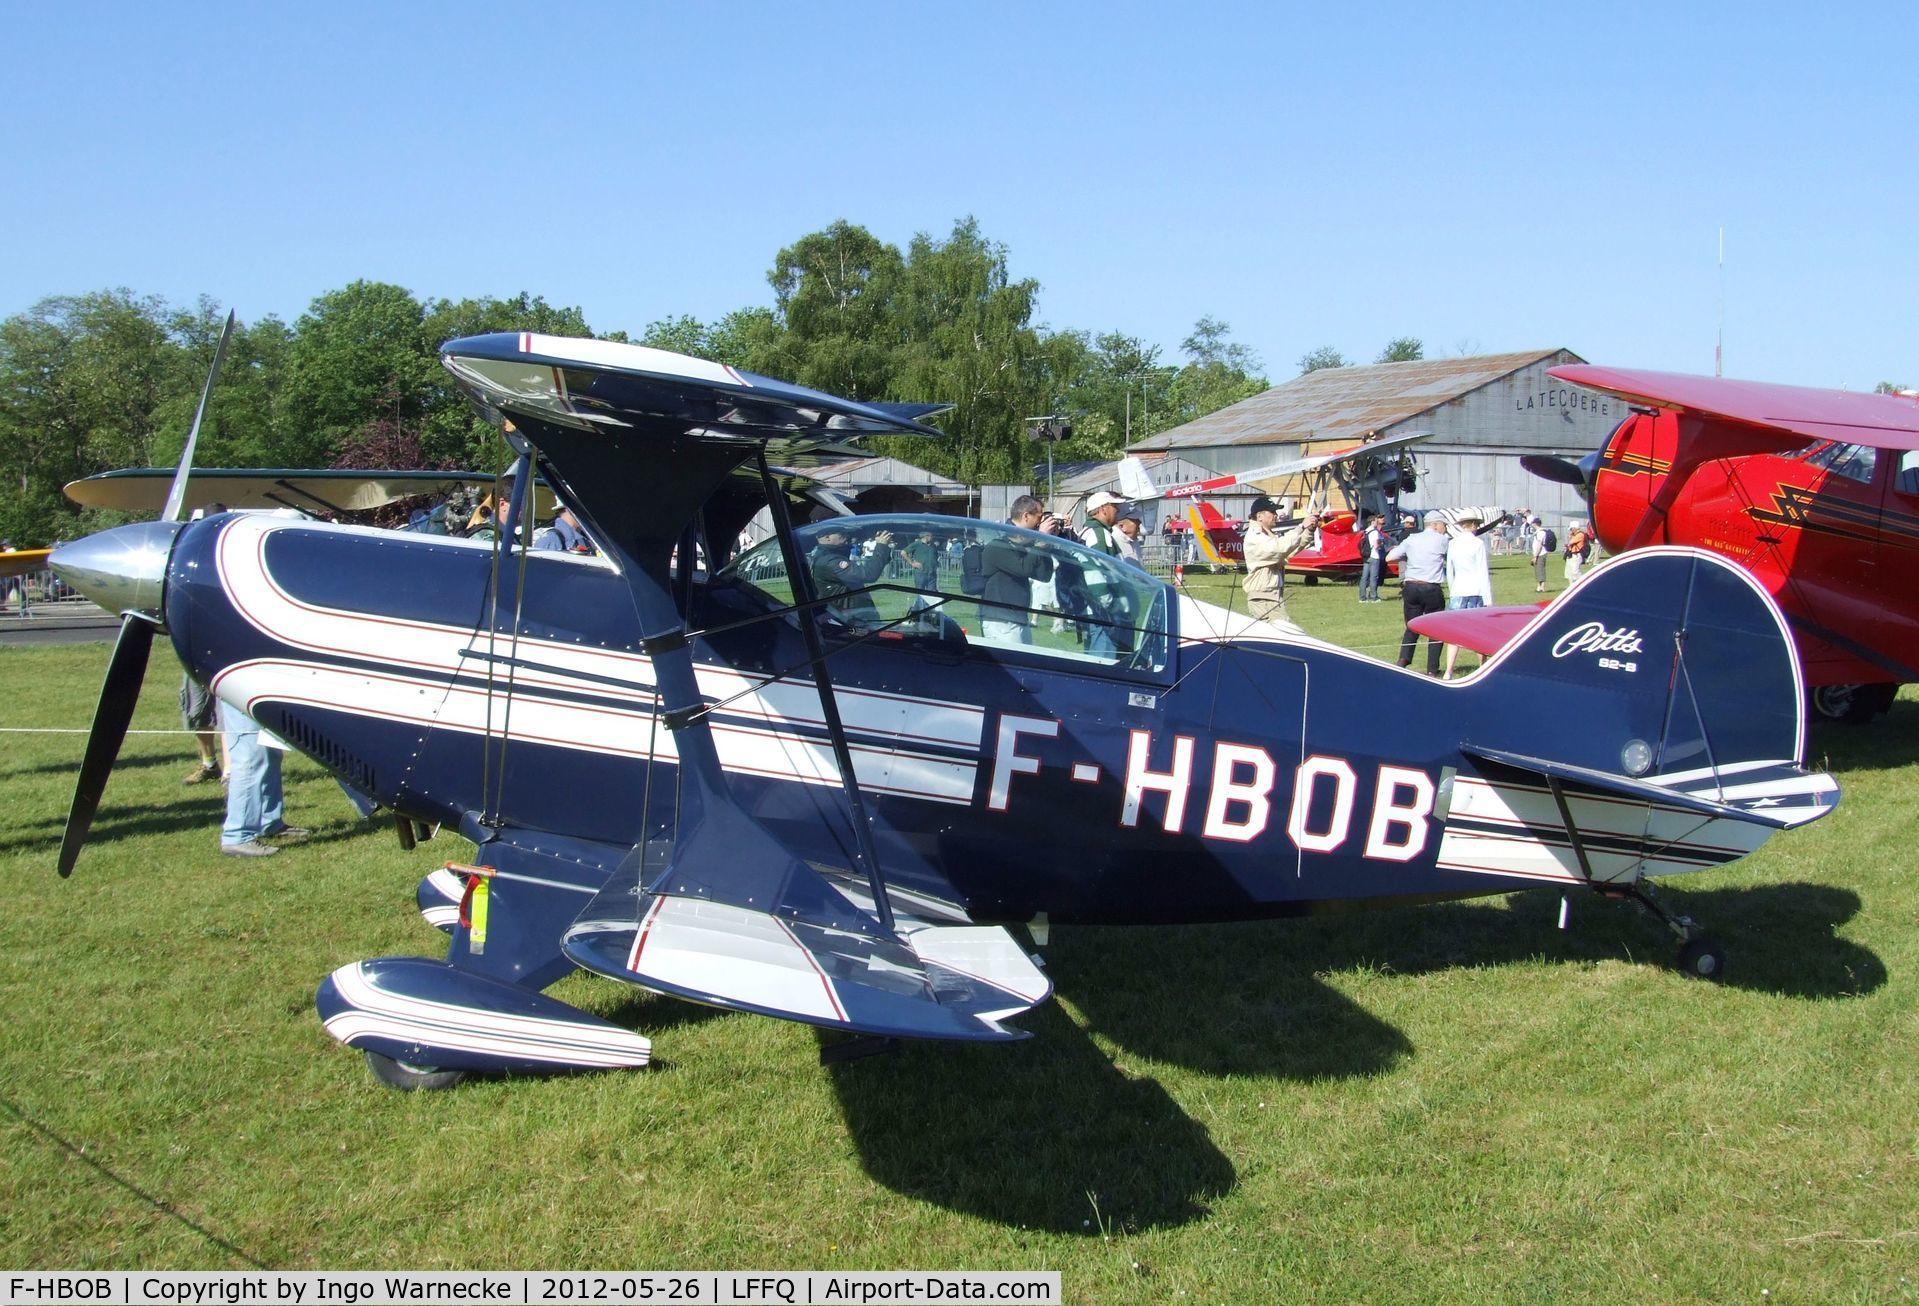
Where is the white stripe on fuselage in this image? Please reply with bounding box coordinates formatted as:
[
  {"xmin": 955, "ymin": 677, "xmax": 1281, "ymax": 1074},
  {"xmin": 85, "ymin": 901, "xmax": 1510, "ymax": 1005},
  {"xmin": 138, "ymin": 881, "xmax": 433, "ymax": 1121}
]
[{"xmin": 211, "ymin": 515, "xmax": 983, "ymax": 803}]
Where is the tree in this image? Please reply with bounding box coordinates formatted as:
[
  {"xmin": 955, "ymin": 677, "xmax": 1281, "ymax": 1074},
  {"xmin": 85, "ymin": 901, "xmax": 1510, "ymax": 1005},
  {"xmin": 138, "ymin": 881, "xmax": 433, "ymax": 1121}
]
[
  {"xmin": 1298, "ymin": 346, "xmax": 1351, "ymax": 374},
  {"xmin": 1184, "ymin": 316, "xmax": 1260, "ymax": 373},
  {"xmin": 638, "ymin": 314, "xmax": 710, "ymax": 357},
  {"xmin": 0, "ymin": 290, "xmax": 194, "ymax": 543},
  {"xmin": 1051, "ymin": 331, "xmax": 1174, "ymax": 455},
  {"xmin": 704, "ymin": 307, "xmax": 788, "ymax": 374},
  {"xmin": 420, "ymin": 292, "xmax": 589, "ymax": 347},
  {"xmin": 768, "ymin": 220, "xmax": 903, "ymax": 401},
  {"xmin": 1376, "ymin": 336, "xmax": 1424, "ymax": 363},
  {"xmin": 1875, "ymin": 381, "xmax": 1912, "ymax": 395},
  {"xmin": 887, "ymin": 217, "xmax": 1048, "ymax": 483},
  {"xmin": 1165, "ymin": 318, "xmax": 1267, "ymax": 431},
  {"xmin": 278, "ymin": 281, "xmax": 434, "ymax": 468}
]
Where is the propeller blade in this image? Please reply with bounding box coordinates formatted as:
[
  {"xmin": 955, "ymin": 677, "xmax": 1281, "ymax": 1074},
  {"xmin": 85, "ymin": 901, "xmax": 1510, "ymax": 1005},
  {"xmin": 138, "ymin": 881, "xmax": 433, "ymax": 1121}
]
[
  {"xmin": 160, "ymin": 309, "xmax": 236, "ymax": 525},
  {"xmin": 57, "ymin": 617, "xmax": 156, "ymax": 877},
  {"xmin": 1520, "ymin": 454, "xmax": 1587, "ymax": 487}
]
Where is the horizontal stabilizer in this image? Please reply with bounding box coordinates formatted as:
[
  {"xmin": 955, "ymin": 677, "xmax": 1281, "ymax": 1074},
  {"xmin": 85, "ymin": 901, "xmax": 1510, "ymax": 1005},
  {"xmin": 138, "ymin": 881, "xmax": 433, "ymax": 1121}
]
[
  {"xmin": 317, "ymin": 957, "xmax": 652, "ymax": 1073},
  {"xmin": 563, "ymin": 869, "xmax": 1049, "ymax": 1042},
  {"xmin": 1409, "ymin": 603, "xmax": 1545, "ymax": 656},
  {"xmin": 1461, "ymin": 744, "xmax": 1837, "ymax": 830}
]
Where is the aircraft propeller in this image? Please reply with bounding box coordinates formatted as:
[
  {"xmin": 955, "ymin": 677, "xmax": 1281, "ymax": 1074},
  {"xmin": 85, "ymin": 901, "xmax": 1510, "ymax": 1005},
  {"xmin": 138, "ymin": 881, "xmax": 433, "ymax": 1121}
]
[
  {"xmin": 1519, "ymin": 450, "xmax": 1604, "ymax": 504},
  {"xmin": 53, "ymin": 311, "xmax": 235, "ymax": 877}
]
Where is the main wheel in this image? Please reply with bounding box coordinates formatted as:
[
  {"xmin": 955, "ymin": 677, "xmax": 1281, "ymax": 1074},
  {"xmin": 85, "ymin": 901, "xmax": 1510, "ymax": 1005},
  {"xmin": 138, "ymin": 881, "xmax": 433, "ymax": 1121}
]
[
  {"xmin": 1811, "ymin": 683, "xmax": 1892, "ymax": 724},
  {"xmin": 364, "ymin": 1049, "xmax": 467, "ymax": 1092},
  {"xmin": 1676, "ymin": 935, "xmax": 1727, "ymax": 981}
]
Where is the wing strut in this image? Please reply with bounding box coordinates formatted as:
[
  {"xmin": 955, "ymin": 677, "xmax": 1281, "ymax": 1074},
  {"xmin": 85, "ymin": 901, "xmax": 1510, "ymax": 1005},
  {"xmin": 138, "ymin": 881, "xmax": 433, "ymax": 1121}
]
[{"xmin": 755, "ymin": 451, "xmax": 895, "ymax": 932}]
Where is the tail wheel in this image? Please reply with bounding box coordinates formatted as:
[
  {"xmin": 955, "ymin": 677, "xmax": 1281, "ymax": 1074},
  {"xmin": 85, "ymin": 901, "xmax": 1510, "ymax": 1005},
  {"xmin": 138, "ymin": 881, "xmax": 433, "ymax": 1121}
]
[
  {"xmin": 1677, "ymin": 935, "xmax": 1727, "ymax": 981},
  {"xmin": 364, "ymin": 1049, "xmax": 467, "ymax": 1092}
]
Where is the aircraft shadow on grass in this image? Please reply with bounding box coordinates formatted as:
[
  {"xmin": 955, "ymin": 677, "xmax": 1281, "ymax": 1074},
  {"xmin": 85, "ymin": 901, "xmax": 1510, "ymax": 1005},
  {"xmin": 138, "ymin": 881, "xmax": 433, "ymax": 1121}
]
[
  {"xmin": 1806, "ymin": 703, "xmax": 1919, "ymax": 776},
  {"xmin": 826, "ymin": 1000, "xmax": 1238, "ymax": 1235},
  {"xmin": 825, "ymin": 877, "xmax": 1879, "ymax": 1232},
  {"xmin": 1055, "ymin": 879, "xmax": 1881, "ymax": 1061},
  {"xmin": 1, "ymin": 797, "xmax": 228, "ymax": 855},
  {"xmin": 3, "ymin": 750, "xmax": 183, "ymax": 782}
]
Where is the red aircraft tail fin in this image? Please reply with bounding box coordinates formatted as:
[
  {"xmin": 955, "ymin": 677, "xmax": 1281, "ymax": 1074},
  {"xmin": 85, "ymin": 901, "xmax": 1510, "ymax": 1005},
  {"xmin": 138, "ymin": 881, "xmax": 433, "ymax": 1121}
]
[{"xmin": 1185, "ymin": 503, "xmax": 1234, "ymax": 568}]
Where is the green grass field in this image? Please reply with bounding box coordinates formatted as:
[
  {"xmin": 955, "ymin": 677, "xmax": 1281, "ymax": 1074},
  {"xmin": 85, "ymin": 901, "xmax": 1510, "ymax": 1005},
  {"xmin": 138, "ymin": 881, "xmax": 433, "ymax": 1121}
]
[{"xmin": 2, "ymin": 555, "xmax": 1915, "ymax": 1301}]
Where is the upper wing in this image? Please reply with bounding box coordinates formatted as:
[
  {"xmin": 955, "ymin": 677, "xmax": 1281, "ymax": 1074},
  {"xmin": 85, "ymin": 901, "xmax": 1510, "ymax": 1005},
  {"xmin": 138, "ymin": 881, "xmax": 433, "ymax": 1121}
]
[
  {"xmin": 1121, "ymin": 429, "xmax": 1435, "ymax": 501},
  {"xmin": 441, "ymin": 332, "xmax": 947, "ymax": 454},
  {"xmin": 64, "ymin": 467, "xmax": 521, "ymax": 515},
  {"xmin": 1552, "ymin": 365, "xmax": 1919, "ymax": 452}
]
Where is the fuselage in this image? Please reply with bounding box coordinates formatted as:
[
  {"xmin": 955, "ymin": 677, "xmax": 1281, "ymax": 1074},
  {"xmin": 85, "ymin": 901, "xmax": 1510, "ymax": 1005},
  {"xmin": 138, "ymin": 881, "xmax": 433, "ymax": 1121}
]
[
  {"xmin": 164, "ymin": 510, "xmax": 1646, "ymax": 925},
  {"xmin": 1591, "ymin": 409, "xmax": 1919, "ymax": 687}
]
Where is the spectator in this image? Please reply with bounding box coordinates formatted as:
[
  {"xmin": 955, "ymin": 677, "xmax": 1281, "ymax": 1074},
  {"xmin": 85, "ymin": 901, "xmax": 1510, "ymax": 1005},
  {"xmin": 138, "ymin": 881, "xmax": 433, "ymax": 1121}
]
[
  {"xmin": 808, "ymin": 522, "xmax": 895, "ymax": 627},
  {"xmin": 179, "ymin": 672, "xmax": 222, "ymax": 785},
  {"xmin": 1387, "ymin": 511, "xmax": 1450, "ymax": 674},
  {"xmin": 980, "ymin": 495, "xmax": 1054, "ymax": 644},
  {"xmin": 901, "ymin": 526, "xmax": 942, "ymax": 598},
  {"xmin": 1441, "ymin": 511, "xmax": 1495, "ymax": 679},
  {"xmin": 1114, "ymin": 511, "xmax": 1146, "ymax": 570},
  {"xmin": 1358, "ymin": 513, "xmax": 1386, "ymax": 603},
  {"xmin": 1529, "ymin": 515, "xmax": 1550, "ymax": 593},
  {"xmin": 219, "ymin": 702, "xmax": 307, "ymax": 858},
  {"xmin": 1565, "ymin": 520, "xmax": 1594, "ymax": 582},
  {"xmin": 1242, "ymin": 496, "xmax": 1319, "ymax": 626}
]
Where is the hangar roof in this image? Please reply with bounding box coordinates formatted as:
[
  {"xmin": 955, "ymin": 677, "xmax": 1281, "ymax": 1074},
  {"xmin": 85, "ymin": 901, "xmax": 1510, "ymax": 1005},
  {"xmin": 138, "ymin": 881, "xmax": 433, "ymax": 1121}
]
[{"xmin": 1129, "ymin": 349, "xmax": 1575, "ymax": 454}]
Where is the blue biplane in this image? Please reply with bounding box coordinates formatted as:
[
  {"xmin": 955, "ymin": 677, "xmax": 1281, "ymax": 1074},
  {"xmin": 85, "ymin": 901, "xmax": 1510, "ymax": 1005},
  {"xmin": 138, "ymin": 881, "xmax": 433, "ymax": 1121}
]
[{"xmin": 53, "ymin": 329, "xmax": 1839, "ymax": 1088}]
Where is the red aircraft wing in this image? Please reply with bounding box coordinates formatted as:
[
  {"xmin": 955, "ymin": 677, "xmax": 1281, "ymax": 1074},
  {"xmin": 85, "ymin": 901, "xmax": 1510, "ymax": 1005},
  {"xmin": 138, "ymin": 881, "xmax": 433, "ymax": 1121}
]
[
  {"xmin": 1407, "ymin": 603, "xmax": 1550, "ymax": 656},
  {"xmin": 1551, "ymin": 366, "xmax": 1919, "ymax": 452}
]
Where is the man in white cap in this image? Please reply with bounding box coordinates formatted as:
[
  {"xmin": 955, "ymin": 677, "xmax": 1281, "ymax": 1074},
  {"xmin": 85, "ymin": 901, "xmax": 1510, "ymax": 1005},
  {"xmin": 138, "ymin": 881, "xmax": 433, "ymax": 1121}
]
[
  {"xmin": 1386, "ymin": 511, "xmax": 1451, "ymax": 674},
  {"xmin": 1078, "ymin": 490, "xmax": 1127, "ymax": 556}
]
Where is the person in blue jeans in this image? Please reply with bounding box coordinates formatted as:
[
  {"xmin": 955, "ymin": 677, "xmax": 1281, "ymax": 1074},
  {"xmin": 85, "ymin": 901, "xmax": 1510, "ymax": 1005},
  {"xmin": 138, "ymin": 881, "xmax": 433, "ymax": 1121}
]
[
  {"xmin": 1357, "ymin": 514, "xmax": 1385, "ymax": 602},
  {"xmin": 219, "ymin": 701, "xmax": 308, "ymax": 857}
]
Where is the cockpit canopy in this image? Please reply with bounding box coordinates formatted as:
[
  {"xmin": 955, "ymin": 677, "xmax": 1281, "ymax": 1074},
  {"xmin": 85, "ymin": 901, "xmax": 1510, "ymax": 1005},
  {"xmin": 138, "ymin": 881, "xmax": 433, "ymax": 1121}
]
[{"xmin": 717, "ymin": 513, "xmax": 1171, "ymax": 674}]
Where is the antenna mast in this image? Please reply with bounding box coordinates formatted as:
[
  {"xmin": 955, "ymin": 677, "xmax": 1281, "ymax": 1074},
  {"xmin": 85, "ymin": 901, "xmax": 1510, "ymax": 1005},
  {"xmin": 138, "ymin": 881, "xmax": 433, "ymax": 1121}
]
[{"xmin": 1715, "ymin": 226, "xmax": 1725, "ymax": 378}]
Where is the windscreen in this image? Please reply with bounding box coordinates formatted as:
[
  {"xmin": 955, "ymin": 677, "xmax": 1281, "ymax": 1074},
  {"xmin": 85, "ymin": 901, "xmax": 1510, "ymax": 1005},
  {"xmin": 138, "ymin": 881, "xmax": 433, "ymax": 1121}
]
[{"xmin": 717, "ymin": 513, "xmax": 1170, "ymax": 673}]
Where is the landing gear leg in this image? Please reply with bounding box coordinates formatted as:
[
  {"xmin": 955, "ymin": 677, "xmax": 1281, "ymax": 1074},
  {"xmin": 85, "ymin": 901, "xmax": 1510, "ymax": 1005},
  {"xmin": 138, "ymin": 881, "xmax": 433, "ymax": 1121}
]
[{"xmin": 1612, "ymin": 881, "xmax": 1726, "ymax": 980}]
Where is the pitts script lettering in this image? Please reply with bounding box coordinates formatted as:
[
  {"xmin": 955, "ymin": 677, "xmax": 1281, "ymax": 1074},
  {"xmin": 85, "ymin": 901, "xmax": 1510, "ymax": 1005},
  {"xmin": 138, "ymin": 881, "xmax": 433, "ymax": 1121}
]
[{"xmin": 1551, "ymin": 622, "xmax": 1645, "ymax": 658}]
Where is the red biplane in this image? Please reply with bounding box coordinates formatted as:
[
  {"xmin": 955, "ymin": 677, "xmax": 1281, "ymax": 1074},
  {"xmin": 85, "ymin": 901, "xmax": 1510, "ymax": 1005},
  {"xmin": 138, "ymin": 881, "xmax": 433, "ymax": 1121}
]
[
  {"xmin": 1421, "ymin": 366, "xmax": 1919, "ymax": 722},
  {"xmin": 1120, "ymin": 430, "xmax": 1433, "ymax": 581}
]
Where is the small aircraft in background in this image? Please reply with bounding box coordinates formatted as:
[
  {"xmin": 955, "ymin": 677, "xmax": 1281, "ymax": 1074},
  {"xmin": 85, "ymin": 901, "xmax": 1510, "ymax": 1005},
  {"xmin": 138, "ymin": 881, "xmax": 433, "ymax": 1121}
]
[
  {"xmin": 51, "ymin": 331, "xmax": 1837, "ymax": 1089},
  {"xmin": 1121, "ymin": 431, "xmax": 1432, "ymax": 581},
  {"xmin": 0, "ymin": 547, "xmax": 54, "ymax": 580},
  {"xmin": 1435, "ymin": 366, "xmax": 1919, "ymax": 723}
]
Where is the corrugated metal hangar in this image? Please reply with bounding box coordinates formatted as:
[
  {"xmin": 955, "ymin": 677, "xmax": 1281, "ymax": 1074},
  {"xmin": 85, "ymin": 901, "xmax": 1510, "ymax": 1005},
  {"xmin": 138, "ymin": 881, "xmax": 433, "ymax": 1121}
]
[{"xmin": 1125, "ymin": 349, "xmax": 1625, "ymax": 525}]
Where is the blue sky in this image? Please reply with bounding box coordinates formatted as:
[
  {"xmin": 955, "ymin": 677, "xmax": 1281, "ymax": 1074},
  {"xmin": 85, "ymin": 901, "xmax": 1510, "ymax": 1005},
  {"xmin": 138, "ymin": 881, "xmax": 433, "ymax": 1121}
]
[{"xmin": 5, "ymin": 1, "xmax": 1913, "ymax": 390}]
